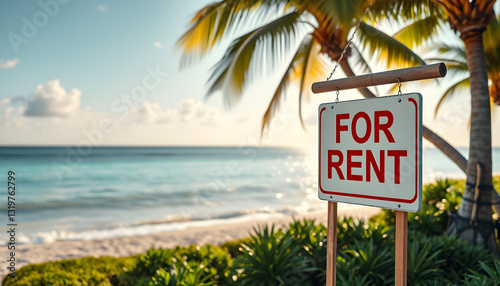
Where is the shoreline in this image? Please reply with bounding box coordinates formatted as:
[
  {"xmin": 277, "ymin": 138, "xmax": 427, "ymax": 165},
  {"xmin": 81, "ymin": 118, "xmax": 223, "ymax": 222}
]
[{"xmin": 1, "ymin": 205, "xmax": 380, "ymax": 279}]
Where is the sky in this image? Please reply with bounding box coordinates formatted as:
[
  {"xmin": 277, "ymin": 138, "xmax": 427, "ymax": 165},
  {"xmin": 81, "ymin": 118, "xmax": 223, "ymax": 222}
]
[{"xmin": 0, "ymin": 0, "xmax": 499, "ymax": 149}]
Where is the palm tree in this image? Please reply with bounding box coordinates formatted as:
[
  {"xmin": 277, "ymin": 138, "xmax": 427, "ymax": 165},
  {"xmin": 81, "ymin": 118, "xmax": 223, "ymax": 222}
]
[
  {"xmin": 379, "ymin": 0, "xmax": 498, "ymax": 253},
  {"xmin": 177, "ymin": 0, "xmax": 469, "ymax": 174},
  {"xmin": 439, "ymin": 0, "xmax": 497, "ymax": 255},
  {"xmin": 428, "ymin": 12, "xmax": 500, "ymax": 221},
  {"xmin": 428, "ymin": 13, "xmax": 500, "ymax": 115}
]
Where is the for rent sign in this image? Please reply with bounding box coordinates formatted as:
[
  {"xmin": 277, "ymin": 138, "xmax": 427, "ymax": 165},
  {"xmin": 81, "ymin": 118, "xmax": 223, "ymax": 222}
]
[{"xmin": 318, "ymin": 93, "xmax": 422, "ymax": 212}]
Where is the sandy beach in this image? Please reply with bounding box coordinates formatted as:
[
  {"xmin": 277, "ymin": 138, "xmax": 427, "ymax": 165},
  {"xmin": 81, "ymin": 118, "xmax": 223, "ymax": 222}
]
[{"xmin": 1, "ymin": 205, "xmax": 380, "ymax": 279}]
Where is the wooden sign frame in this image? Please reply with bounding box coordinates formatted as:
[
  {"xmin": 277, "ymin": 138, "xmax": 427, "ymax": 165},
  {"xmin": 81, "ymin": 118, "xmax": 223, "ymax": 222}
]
[{"xmin": 315, "ymin": 63, "xmax": 447, "ymax": 286}]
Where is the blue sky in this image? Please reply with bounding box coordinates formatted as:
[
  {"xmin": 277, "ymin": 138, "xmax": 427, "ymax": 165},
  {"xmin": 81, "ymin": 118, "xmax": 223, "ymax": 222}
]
[{"xmin": 0, "ymin": 0, "xmax": 498, "ymax": 148}]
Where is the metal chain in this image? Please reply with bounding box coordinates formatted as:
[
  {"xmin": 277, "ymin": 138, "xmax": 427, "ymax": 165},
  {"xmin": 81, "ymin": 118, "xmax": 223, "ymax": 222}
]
[
  {"xmin": 398, "ymin": 77, "xmax": 402, "ymax": 95},
  {"xmin": 326, "ymin": 0, "xmax": 373, "ymax": 81}
]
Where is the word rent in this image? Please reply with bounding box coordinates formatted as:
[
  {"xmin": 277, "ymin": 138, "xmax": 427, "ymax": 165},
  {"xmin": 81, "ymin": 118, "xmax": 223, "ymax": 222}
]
[{"xmin": 327, "ymin": 111, "xmax": 407, "ymax": 184}]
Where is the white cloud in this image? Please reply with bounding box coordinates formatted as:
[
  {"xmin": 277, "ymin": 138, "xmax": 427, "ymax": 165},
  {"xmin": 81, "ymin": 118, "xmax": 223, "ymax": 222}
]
[
  {"xmin": 132, "ymin": 101, "xmax": 178, "ymax": 124},
  {"xmin": 131, "ymin": 99, "xmax": 219, "ymax": 125},
  {"xmin": 24, "ymin": 80, "xmax": 82, "ymax": 117},
  {"xmin": 0, "ymin": 58, "xmax": 20, "ymax": 69},
  {"xmin": 0, "ymin": 98, "xmax": 10, "ymax": 106},
  {"xmin": 154, "ymin": 42, "xmax": 163, "ymax": 48},
  {"xmin": 97, "ymin": 4, "xmax": 108, "ymax": 12},
  {"xmin": 179, "ymin": 99, "xmax": 219, "ymax": 124}
]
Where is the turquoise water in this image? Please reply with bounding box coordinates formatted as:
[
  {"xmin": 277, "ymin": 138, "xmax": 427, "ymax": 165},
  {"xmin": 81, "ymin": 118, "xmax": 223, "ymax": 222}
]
[{"xmin": 0, "ymin": 146, "xmax": 498, "ymax": 244}]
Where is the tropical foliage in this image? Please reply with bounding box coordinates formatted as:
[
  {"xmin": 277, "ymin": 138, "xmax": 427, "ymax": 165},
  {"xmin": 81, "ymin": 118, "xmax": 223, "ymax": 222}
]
[
  {"xmin": 2, "ymin": 256, "xmax": 136, "ymax": 286},
  {"xmin": 177, "ymin": 0, "xmax": 425, "ymax": 132}
]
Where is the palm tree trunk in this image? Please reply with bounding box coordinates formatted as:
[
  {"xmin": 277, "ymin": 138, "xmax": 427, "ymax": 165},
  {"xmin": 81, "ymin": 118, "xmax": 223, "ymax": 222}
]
[{"xmin": 446, "ymin": 30, "xmax": 498, "ymax": 255}]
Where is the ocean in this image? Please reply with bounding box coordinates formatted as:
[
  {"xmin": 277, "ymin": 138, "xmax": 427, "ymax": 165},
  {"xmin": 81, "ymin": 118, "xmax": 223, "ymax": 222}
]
[{"xmin": 0, "ymin": 146, "xmax": 498, "ymax": 245}]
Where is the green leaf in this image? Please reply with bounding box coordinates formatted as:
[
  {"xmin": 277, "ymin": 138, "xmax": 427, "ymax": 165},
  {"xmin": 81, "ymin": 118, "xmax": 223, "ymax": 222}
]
[
  {"xmin": 358, "ymin": 21, "xmax": 426, "ymax": 68},
  {"xmin": 393, "ymin": 16, "xmax": 443, "ymax": 49},
  {"xmin": 177, "ymin": 0, "xmax": 285, "ymax": 68},
  {"xmin": 205, "ymin": 11, "xmax": 305, "ymax": 108},
  {"xmin": 368, "ymin": 0, "xmax": 443, "ymax": 23},
  {"xmin": 434, "ymin": 77, "xmax": 470, "ymax": 118}
]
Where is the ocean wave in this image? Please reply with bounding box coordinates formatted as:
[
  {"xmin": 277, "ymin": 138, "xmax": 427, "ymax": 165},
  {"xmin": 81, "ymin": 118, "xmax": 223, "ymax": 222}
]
[
  {"xmin": 0, "ymin": 182, "xmax": 289, "ymax": 212},
  {"xmin": 1, "ymin": 206, "xmax": 326, "ymax": 245}
]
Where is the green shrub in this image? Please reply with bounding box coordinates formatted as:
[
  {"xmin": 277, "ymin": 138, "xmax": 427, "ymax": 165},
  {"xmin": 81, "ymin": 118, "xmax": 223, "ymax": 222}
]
[
  {"xmin": 285, "ymin": 218, "xmax": 327, "ymax": 285},
  {"xmin": 2, "ymin": 256, "xmax": 135, "ymax": 286},
  {"xmin": 337, "ymin": 217, "xmax": 369, "ymax": 248},
  {"xmin": 408, "ymin": 205, "xmax": 446, "ymax": 236},
  {"xmin": 120, "ymin": 245, "xmax": 232, "ymax": 286},
  {"xmin": 406, "ymin": 239, "xmax": 445, "ymax": 285},
  {"xmin": 220, "ymin": 237, "xmax": 253, "ymax": 258},
  {"xmin": 136, "ymin": 248, "xmax": 176, "ymax": 277},
  {"xmin": 424, "ymin": 234, "xmax": 495, "ymax": 283},
  {"xmin": 465, "ymin": 259, "xmax": 500, "ymax": 285},
  {"xmin": 371, "ymin": 178, "xmax": 464, "ymax": 236},
  {"xmin": 338, "ymin": 239, "xmax": 393, "ymax": 285},
  {"xmin": 149, "ymin": 262, "xmax": 217, "ymax": 286},
  {"xmin": 337, "ymin": 217, "xmax": 392, "ymax": 249},
  {"xmin": 173, "ymin": 244, "xmax": 232, "ymax": 284},
  {"xmin": 231, "ymin": 224, "xmax": 315, "ymax": 285},
  {"xmin": 370, "ymin": 209, "xmax": 396, "ymax": 227}
]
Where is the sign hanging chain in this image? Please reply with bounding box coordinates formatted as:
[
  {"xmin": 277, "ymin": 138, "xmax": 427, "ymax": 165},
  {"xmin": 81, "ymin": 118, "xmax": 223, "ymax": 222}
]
[
  {"xmin": 326, "ymin": 0, "xmax": 373, "ymax": 81},
  {"xmin": 398, "ymin": 77, "xmax": 402, "ymax": 95}
]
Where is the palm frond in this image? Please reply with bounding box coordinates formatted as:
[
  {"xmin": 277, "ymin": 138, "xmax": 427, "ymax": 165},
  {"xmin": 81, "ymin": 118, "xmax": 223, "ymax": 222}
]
[
  {"xmin": 261, "ymin": 35, "xmax": 330, "ymax": 134},
  {"xmin": 315, "ymin": 0, "xmax": 360, "ymax": 29},
  {"xmin": 426, "ymin": 57, "xmax": 469, "ymax": 78},
  {"xmin": 426, "ymin": 45, "xmax": 470, "ymax": 78},
  {"xmin": 484, "ymin": 15, "xmax": 500, "ymax": 72},
  {"xmin": 349, "ymin": 44, "xmax": 379, "ymax": 96},
  {"xmin": 358, "ymin": 22, "xmax": 426, "ymax": 68},
  {"xmin": 261, "ymin": 38, "xmax": 309, "ymax": 136},
  {"xmin": 206, "ymin": 11, "xmax": 305, "ymax": 108},
  {"xmin": 484, "ymin": 12, "xmax": 500, "ymax": 50},
  {"xmin": 349, "ymin": 44, "xmax": 373, "ymax": 74},
  {"xmin": 393, "ymin": 16, "xmax": 443, "ymax": 49},
  {"xmin": 177, "ymin": 2, "xmax": 232, "ymax": 67},
  {"xmin": 368, "ymin": 0, "xmax": 443, "ymax": 23},
  {"xmin": 177, "ymin": 0, "xmax": 288, "ymax": 68},
  {"xmin": 436, "ymin": 45, "xmax": 467, "ymax": 62},
  {"xmin": 295, "ymin": 37, "xmax": 331, "ymax": 129},
  {"xmin": 435, "ymin": 77, "xmax": 470, "ymax": 118}
]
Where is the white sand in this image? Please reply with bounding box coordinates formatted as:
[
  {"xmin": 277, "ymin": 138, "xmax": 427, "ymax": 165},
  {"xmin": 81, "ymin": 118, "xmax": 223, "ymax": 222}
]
[{"xmin": 1, "ymin": 205, "xmax": 380, "ymax": 279}]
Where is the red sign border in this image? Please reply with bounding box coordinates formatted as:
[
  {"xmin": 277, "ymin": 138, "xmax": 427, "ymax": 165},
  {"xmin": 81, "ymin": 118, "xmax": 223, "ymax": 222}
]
[{"xmin": 318, "ymin": 96, "xmax": 419, "ymax": 204}]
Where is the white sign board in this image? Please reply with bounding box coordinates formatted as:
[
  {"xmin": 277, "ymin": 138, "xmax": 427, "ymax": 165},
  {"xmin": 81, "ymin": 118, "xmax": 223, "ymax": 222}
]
[{"xmin": 318, "ymin": 93, "xmax": 422, "ymax": 212}]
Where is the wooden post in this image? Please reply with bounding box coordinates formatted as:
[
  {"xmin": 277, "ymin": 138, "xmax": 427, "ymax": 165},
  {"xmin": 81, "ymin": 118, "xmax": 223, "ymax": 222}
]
[
  {"xmin": 312, "ymin": 63, "xmax": 446, "ymax": 94},
  {"xmin": 326, "ymin": 201, "xmax": 338, "ymax": 286},
  {"xmin": 395, "ymin": 211, "xmax": 408, "ymax": 286}
]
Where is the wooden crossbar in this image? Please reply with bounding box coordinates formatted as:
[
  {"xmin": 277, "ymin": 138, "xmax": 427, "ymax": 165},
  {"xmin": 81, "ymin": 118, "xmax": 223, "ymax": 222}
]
[{"xmin": 312, "ymin": 63, "xmax": 446, "ymax": 94}]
